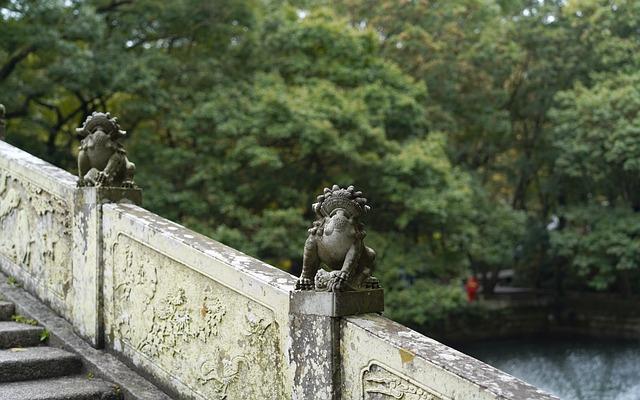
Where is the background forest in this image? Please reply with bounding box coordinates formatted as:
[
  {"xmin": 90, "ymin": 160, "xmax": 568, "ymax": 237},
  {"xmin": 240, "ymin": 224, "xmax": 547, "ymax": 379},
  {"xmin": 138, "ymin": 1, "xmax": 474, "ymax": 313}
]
[{"xmin": 2, "ymin": 0, "xmax": 639, "ymax": 330}]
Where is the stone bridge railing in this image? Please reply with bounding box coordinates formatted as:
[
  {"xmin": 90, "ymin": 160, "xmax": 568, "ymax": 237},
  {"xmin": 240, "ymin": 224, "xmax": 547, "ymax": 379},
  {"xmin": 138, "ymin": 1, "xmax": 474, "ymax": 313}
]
[{"xmin": 0, "ymin": 140, "xmax": 558, "ymax": 400}]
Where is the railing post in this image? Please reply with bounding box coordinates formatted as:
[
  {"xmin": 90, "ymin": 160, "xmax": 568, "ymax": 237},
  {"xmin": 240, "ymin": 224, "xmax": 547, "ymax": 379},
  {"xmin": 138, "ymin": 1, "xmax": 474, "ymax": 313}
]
[
  {"xmin": 72, "ymin": 187, "xmax": 141, "ymax": 347},
  {"xmin": 289, "ymin": 290, "xmax": 384, "ymax": 399},
  {"xmin": 70, "ymin": 112, "xmax": 141, "ymax": 348},
  {"xmin": 289, "ymin": 185, "xmax": 384, "ymax": 399}
]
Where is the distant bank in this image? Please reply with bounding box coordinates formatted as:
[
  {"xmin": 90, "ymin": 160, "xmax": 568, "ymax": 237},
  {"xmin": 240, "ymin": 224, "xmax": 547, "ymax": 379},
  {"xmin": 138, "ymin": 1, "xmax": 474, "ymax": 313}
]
[{"xmin": 421, "ymin": 289, "xmax": 640, "ymax": 346}]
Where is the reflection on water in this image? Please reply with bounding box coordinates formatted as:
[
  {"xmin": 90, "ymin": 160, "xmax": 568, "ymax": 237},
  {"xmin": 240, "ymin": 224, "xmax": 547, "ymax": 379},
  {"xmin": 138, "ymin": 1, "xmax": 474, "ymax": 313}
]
[{"xmin": 462, "ymin": 338, "xmax": 640, "ymax": 400}]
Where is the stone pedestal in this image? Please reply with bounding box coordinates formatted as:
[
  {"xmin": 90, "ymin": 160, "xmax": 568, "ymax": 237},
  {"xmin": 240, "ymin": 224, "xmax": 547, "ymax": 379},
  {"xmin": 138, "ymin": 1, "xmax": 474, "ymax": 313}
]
[
  {"xmin": 290, "ymin": 289, "xmax": 384, "ymax": 317},
  {"xmin": 289, "ymin": 289, "xmax": 384, "ymax": 400},
  {"xmin": 72, "ymin": 186, "xmax": 141, "ymax": 348}
]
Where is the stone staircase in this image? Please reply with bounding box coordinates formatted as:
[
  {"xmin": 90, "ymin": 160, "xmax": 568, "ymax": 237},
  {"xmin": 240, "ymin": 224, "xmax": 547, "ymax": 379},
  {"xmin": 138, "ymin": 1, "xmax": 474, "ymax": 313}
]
[{"xmin": 0, "ymin": 296, "xmax": 121, "ymax": 400}]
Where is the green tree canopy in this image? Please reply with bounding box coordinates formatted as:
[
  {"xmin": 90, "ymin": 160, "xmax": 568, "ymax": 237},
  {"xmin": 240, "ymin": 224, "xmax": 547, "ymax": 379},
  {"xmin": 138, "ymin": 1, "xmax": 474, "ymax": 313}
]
[{"xmin": 3, "ymin": 0, "xmax": 640, "ymax": 329}]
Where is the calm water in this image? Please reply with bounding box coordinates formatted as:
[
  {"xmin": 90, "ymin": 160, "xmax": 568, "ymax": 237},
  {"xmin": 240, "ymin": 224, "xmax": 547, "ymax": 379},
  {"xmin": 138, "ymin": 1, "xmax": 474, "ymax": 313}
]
[{"xmin": 462, "ymin": 338, "xmax": 640, "ymax": 400}]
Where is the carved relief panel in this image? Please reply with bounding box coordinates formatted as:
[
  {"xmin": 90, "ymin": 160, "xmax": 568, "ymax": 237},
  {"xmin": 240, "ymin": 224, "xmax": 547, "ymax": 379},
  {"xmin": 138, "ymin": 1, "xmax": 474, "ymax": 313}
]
[
  {"xmin": 362, "ymin": 363, "xmax": 448, "ymax": 400},
  {"xmin": 111, "ymin": 234, "xmax": 287, "ymax": 400},
  {"xmin": 0, "ymin": 168, "xmax": 72, "ymax": 299}
]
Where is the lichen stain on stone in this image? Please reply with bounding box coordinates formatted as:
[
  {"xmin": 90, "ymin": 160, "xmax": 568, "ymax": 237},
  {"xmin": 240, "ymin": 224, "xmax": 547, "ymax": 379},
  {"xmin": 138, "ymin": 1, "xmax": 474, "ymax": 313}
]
[{"xmin": 399, "ymin": 348, "xmax": 415, "ymax": 364}]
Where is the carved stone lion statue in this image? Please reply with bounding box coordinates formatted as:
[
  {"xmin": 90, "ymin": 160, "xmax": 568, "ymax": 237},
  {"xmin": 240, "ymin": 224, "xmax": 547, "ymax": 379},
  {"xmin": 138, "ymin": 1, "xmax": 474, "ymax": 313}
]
[
  {"xmin": 76, "ymin": 112, "xmax": 136, "ymax": 188},
  {"xmin": 296, "ymin": 185, "xmax": 380, "ymax": 292}
]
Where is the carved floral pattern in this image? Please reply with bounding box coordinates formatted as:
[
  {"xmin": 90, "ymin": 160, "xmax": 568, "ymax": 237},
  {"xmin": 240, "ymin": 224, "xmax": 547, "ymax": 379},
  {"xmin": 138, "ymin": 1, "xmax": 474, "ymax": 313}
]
[
  {"xmin": 362, "ymin": 363, "xmax": 446, "ymax": 400},
  {"xmin": 112, "ymin": 235, "xmax": 286, "ymax": 399},
  {"xmin": 197, "ymin": 289, "xmax": 225, "ymax": 341},
  {"xmin": 197, "ymin": 353, "xmax": 247, "ymax": 397},
  {"xmin": 135, "ymin": 287, "xmax": 226, "ymax": 358},
  {"xmin": 0, "ymin": 168, "xmax": 71, "ymax": 299}
]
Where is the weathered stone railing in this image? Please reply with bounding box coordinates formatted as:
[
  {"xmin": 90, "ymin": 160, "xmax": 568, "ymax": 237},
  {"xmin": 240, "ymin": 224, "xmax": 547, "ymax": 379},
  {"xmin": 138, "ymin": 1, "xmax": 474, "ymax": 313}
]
[
  {"xmin": 101, "ymin": 202, "xmax": 293, "ymax": 398},
  {"xmin": 0, "ymin": 140, "xmax": 559, "ymax": 400},
  {"xmin": 0, "ymin": 141, "xmax": 81, "ymax": 334}
]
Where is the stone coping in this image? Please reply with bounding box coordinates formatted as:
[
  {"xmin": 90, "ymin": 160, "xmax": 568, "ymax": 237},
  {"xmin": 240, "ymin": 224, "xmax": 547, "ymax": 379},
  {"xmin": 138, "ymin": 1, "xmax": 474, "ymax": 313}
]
[
  {"xmin": 344, "ymin": 313, "xmax": 560, "ymax": 400},
  {"xmin": 0, "ymin": 140, "xmax": 76, "ymax": 197},
  {"xmin": 104, "ymin": 203, "xmax": 298, "ymax": 295}
]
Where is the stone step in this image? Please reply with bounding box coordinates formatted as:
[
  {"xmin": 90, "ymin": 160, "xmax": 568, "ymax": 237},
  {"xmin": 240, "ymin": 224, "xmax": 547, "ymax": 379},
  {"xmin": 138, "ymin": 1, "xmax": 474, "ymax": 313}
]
[
  {"xmin": 0, "ymin": 301, "xmax": 14, "ymax": 321},
  {"xmin": 0, "ymin": 346, "xmax": 82, "ymax": 382},
  {"xmin": 0, "ymin": 321, "xmax": 43, "ymax": 349},
  {"xmin": 0, "ymin": 375, "xmax": 121, "ymax": 400}
]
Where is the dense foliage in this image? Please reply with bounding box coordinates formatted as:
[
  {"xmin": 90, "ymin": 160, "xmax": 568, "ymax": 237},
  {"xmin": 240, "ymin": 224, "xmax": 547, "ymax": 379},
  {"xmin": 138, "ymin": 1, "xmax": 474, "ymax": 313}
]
[{"xmin": 2, "ymin": 0, "xmax": 639, "ymax": 328}]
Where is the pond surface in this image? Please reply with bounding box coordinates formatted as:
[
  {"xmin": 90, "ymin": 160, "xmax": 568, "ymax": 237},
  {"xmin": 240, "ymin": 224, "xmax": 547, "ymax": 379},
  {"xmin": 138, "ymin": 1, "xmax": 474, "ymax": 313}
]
[{"xmin": 462, "ymin": 338, "xmax": 640, "ymax": 400}]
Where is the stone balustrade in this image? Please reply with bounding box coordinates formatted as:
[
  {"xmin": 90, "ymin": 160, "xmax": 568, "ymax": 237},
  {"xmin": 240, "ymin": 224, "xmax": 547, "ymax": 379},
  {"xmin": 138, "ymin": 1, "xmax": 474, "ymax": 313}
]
[{"xmin": 0, "ymin": 140, "xmax": 559, "ymax": 400}]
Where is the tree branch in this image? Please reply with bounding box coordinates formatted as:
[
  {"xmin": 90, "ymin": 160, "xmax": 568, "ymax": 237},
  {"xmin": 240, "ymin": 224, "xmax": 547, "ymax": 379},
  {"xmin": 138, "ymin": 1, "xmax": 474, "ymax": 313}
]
[
  {"xmin": 5, "ymin": 92, "xmax": 46, "ymax": 118},
  {"xmin": 96, "ymin": 0, "xmax": 133, "ymax": 14},
  {"xmin": 0, "ymin": 45, "xmax": 36, "ymax": 82}
]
